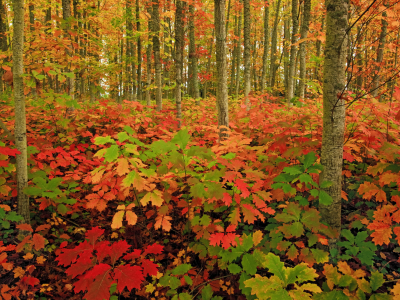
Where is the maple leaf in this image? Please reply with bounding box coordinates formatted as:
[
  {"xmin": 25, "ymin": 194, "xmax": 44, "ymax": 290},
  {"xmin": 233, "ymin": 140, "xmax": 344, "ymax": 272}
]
[
  {"xmin": 144, "ymin": 243, "xmax": 164, "ymax": 255},
  {"xmin": 32, "ymin": 233, "xmax": 46, "ymax": 250},
  {"xmin": 123, "ymin": 170, "xmax": 146, "ymax": 191},
  {"xmin": 114, "ymin": 265, "xmax": 144, "ymax": 292},
  {"xmin": 83, "ymin": 268, "xmax": 113, "ymax": 300},
  {"xmin": 154, "ymin": 214, "xmax": 172, "ymax": 231},
  {"xmin": 107, "ymin": 240, "xmax": 130, "ymax": 265},
  {"xmin": 65, "ymin": 253, "xmax": 94, "ymax": 278},
  {"xmin": 116, "ymin": 158, "xmax": 129, "ymax": 176},
  {"xmin": 242, "ymin": 204, "xmax": 257, "ymax": 224},
  {"xmin": 16, "ymin": 224, "xmax": 33, "ymax": 232},
  {"xmin": 141, "ymin": 190, "xmax": 163, "ymax": 207},
  {"xmin": 56, "ymin": 241, "xmax": 93, "ymax": 267},
  {"xmin": 141, "ymin": 259, "xmax": 159, "ymax": 276},
  {"xmin": 86, "ymin": 227, "xmax": 104, "ymax": 245},
  {"xmin": 358, "ymin": 182, "xmax": 380, "ymax": 200},
  {"xmin": 234, "ymin": 178, "xmax": 250, "ymax": 198}
]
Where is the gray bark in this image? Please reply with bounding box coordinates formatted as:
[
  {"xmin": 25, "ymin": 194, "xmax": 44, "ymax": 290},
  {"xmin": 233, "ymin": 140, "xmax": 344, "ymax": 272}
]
[
  {"xmin": 260, "ymin": 3, "xmax": 269, "ymax": 91},
  {"xmin": 286, "ymin": 0, "xmax": 299, "ymax": 104},
  {"xmin": 243, "ymin": 0, "xmax": 251, "ymax": 108},
  {"xmin": 298, "ymin": 0, "xmax": 311, "ymax": 99},
  {"xmin": 269, "ymin": 0, "xmax": 281, "ymax": 88},
  {"xmin": 153, "ymin": 0, "xmax": 162, "ymax": 110}
]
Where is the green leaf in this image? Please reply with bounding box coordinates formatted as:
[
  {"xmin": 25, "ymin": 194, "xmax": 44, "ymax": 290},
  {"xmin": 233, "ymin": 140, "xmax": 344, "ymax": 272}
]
[
  {"xmin": 370, "ymin": 271, "xmax": 384, "ymax": 292},
  {"xmin": 178, "ymin": 293, "xmax": 191, "ymax": 300},
  {"xmin": 123, "ymin": 126, "xmax": 135, "ymax": 135},
  {"xmin": 24, "ymin": 187, "xmax": 42, "ymax": 196},
  {"xmin": 310, "ymin": 189, "xmax": 319, "ymax": 197},
  {"xmin": 104, "ymin": 145, "xmax": 119, "ymax": 162},
  {"xmin": 228, "ymin": 263, "xmax": 242, "ymax": 275},
  {"xmin": 320, "ymin": 180, "xmax": 333, "ymax": 188},
  {"xmin": 1, "ymin": 220, "xmax": 10, "ymax": 229},
  {"xmin": 341, "ymin": 229, "xmax": 355, "ymax": 244},
  {"xmin": 303, "ymin": 152, "xmax": 317, "ymax": 169},
  {"xmin": 262, "ymin": 253, "xmax": 286, "ymax": 282},
  {"xmin": 64, "ymin": 72, "xmax": 75, "ymax": 78},
  {"xmin": 319, "ymin": 190, "xmax": 333, "ymax": 205},
  {"xmin": 242, "ymin": 253, "xmax": 257, "ymax": 275},
  {"xmin": 201, "ymin": 284, "xmax": 213, "ymax": 300},
  {"xmin": 172, "ymin": 264, "xmax": 192, "ymax": 275},
  {"xmin": 94, "ymin": 136, "xmax": 115, "ymax": 145},
  {"xmin": 171, "ymin": 128, "xmax": 190, "ymax": 150},
  {"xmin": 299, "ymin": 173, "xmax": 313, "ymax": 184},
  {"xmin": 117, "ymin": 132, "xmax": 130, "ymax": 142},
  {"xmin": 221, "ymin": 153, "xmax": 236, "ymax": 159},
  {"xmin": 283, "ymin": 166, "xmax": 302, "ymax": 175},
  {"xmin": 184, "ymin": 275, "xmax": 192, "ymax": 285},
  {"xmin": 57, "ymin": 204, "xmax": 69, "ymax": 215}
]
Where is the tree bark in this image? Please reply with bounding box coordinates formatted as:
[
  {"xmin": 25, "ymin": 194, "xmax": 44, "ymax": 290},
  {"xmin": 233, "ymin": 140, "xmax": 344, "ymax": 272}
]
[
  {"xmin": 175, "ymin": 0, "xmax": 184, "ymax": 127},
  {"xmin": 298, "ymin": 0, "xmax": 311, "ymax": 99},
  {"xmin": 13, "ymin": 0, "xmax": 30, "ymax": 225},
  {"xmin": 189, "ymin": 4, "xmax": 200, "ymax": 104},
  {"xmin": 260, "ymin": 2, "xmax": 269, "ymax": 91},
  {"xmin": 146, "ymin": 6, "xmax": 152, "ymax": 106},
  {"xmin": 214, "ymin": 0, "xmax": 229, "ymax": 139},
  {"xmin": 0, "ymin": 0, "xmax": 8, "ymax": 92},
  {"xmin": 136, "ymin": 0, "xmax": 142, "ymax": 100},
  {"xmin": 314, "ymin": 18, "xmax": 324, "ymax": 81},
  {"xmin": 230, "ymin": 15, "xmax": 237, "ymax": 95},
  {"xmin": 319, "ymin": 0, "xmax": 349, "ymax": 251},
  {"xmin": 243, "ymin": 0, "xmax": 251, "ymax": 108},
  {"xmin": 62, "ymin": 0, "xmax": 75, "ymax": 103},
  {"xmin": 269, "ymin": 0, "xmax": 281, "ymax": 88},
  {"xmin": 204, "ymin": 30, "xmax": 214, "ymax": 98},
  {"xmin": 152, "ymin": 0, "xmax": 162, "ymax": 111},
  {"xmin": 283, "ymin": 16, "xmax": 290, "ymax": 94},
  {"xmin": 235, "ymin": 8, "xmax": 242, "ymax": 98},
  {"xmin": 371, "ymin": 9, "xmax": 387, "ymax": 98},
  {"xmin": 286, "ymin": 0, "xmax": 299, "ymax": 104},
  {"xmin": 126, "ymin": 0, "xmax": 132, "ymax": 101}
]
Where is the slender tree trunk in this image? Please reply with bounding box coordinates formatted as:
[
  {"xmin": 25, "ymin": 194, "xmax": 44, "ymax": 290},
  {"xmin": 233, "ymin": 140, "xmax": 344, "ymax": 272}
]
[
  {"xmin": 315, "ymin": 18, "xmax": 324, "ymax": 81},
  {"xmin": 136, "ymin": 0, "xmax": 142, "ymax": 100},
  {"xmin": 230, "ymin": 15, "xmax": 237, "ymax": 95},
  {"xmin": 235, "ymin": 9, "xmax": 242, "ymax": 98},
  {"xmin": 175, "ymin": 0, "xmax": 184, "ymax": 127},
  {"xmin": 355, "ymin": 27, "xmax": 363, "ymax": 90},
  {"xmin": 319, "ymin": 0, "xmax": 349, "ymax": 251},
  {"xmin": 0, "ymin": 0, "xmax": 8, "ymax": 92},
  {"xmin": 204, "ymin": 30, "xmax": 214, "ymax": 98},
  {"xmin": 146, "ymin": 6, "xmax": 152, "ymax": 106},
  {"xmin": 13, "ymin": 0, "xmax": 30, "ymax": 225},
  {"xmin": 260, "ymin": 2, "xmax": 269, "ymax": 91},
  {"xmin": 62, "ymin": 0, "xmax": 75, "ymax": 103},
  {"xmin": 152, "ymin": 0, "xmax": 162, "ymax": 110},
  {"xmin": 189, "ymin": 4, "xmax": 200, "ymax": 104},
  {"xmin": 243, "ymin": 0, "xmax": 251, "ymax": 108},
  {"xmin": 283, "ymin": 16, "xmax": 290, "ymax": 94},
  {"xmin": 214, "ymin": 0, "xmax": 229, "ymax": 139},
  {"xmin": 269, "ymin": 0, "xmax": 281, "ymax": 88},
  {"xmin": 126, "ymin": 0, "xmax": 132, "ymax": 101},
  {"xmin": 298, "ymin": 0, "xmax": 311, "ymax": 99},
  {"xmin": 286, "ymin": 0, "xmax": 299, "ymax": 104},
  {"xmin": 371, "ymin": 9, "xmax": 387, "ymax": 98}
]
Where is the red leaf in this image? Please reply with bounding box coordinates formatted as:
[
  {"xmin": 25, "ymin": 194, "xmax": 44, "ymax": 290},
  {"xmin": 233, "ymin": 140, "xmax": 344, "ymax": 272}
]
[
  {"xmin": 56, "ymin": 240, "xmax": 92, "ymax": 267},
  {"xmin": 21, "ymin": 275, "xmax": 39, "ymax": 286},
  {"xmin": 83, "ymin": 269, "xmax": 113, "ymax": 300},
  {"xmin": 35, "ymin": 224, "xmax": 51, "ymax": 232},
  {"xmin": 114, "ymin": 265, "xmax": 144, "ymax": 292},
  {"xmin": 84, "ymin": 263, "xmax": 111, "ymax": 279},
  {"xmin": 32, "ymin": 233, "xmax": 45, "ymax": 250},
  {"xmin": 85, "ymin": 227, "xmax": 104, "ymax": 245},
  {"xmin": 65, "ymin": 253, "xmax": 93, "ymax": 278},
  {"xmin": 123, "ymin": 249, "xmax": 142, "ymax": 261},
  {"xmin": 108, "ymin": 240, "xmax": 130, "ymax": 265},
  {"xmin": 141, "ymin": 259, "xmax": 158, "ymax": 276},
  {"xmin": 144, "ymin": 243, "xmax": 164, "ymax": 255}
]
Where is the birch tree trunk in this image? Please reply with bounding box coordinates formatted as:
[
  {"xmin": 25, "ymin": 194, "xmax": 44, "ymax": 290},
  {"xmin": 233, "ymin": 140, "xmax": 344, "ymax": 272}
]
[
  {"xmin": 260, "ymin": 2, "xmax": 269, "ymax": 91},
  {"xmin": 153, "ymin": 0, "xmax": 162, "ymax": 110},
  {"xmin": 319, "ymin": 0, "xmax": 349, "ymax": 251},
  {"xmin": 286, "ymin": 0, "xmax": 299, "ymax": 104},
  {"xmin": 13, "ymin": 0, "xmax": 30, "ymax": 225},
  {"xmin": 214, "ymin": 0, "xmax": 229, "ymax": 139},
  {"xmin": 298, "ymin": 0, "xmax": 311, "ymax": 99}
]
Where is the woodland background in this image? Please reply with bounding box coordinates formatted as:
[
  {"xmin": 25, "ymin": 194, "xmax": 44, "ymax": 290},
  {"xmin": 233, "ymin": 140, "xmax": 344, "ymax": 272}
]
[{"xmin": 1, "ymin": 0, "xmax": 400, "ymax": 299}]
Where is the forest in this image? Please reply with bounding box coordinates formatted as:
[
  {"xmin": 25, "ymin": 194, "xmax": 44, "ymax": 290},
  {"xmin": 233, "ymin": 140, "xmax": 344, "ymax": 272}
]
[{"xmin": 1, "ymin": 0, "xmax": 400, "ymax": 299}]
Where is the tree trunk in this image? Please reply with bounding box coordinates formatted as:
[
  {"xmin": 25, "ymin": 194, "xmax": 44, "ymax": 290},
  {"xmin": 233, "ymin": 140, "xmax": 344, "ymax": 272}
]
[
  {"xmin": 189, "ymin": 4, "xmax": 200, "ymax": 104},
  {"xmin": 175, "ymin": 0, "xmax": 184, "ymax": 127},
  {"xmin": 371, "ymin": 9, "xmax": 387, "ymax": 98},
  {"xmin": 314, "ymin": 18, "xmax": 324, "ymax": 81},
  {"xmin": 13, "ymin": 0, "xmax": 30, "ymax": 225},
  {"xmin": 146, "ymin": 6, "xmax": 152, "ymax": 106},
  {"xmin": 260, "ymin": 2, "xmax": 269, "ymax": 91},
  {"xmin": 126, "ymin": 0, "xmax": 132, "ymax": 101},
  {"xmin": 62, "ymin": 0, "xmax": 75, "ymax": 103},
  {"xmin": 319, "ymin": 0, "xmax": 349, "ymax": 251},
  {"xmin": 243, "ymin": 0, "xmax": 251, "ymax": 109},
  {"xmin": 230, "ymin": 15, "xmax": 237, "ymax": 95},
  {"xmin": 136, "ymin": 0, "xmax": 142, "ymax": 100},
  {"xmin": 286, "ymin": 0, "xmax": 299, "ymax": 104},
  {"xmin": 214, "ymin": 0, "xmax": 229, "ymax": 139},
  {"xmin": 0, "ymin": 0, "xmax": 8, "ymax": 92},
  {"xmin": 235, "ymin": 9, "xmax": 242, "ymax": 98},
  {"xmin": 152, "ymin": 0, "xmax": 162, "ymax": 111},
  {"xmin": 283, "ymin": 16, "xmax": 290, "ymax": 94},
  {"xmin": 269, "ymin": 0, "xmax": 281, "ymax": 88},
  {"xmin": 298, "ymin": 0, "xmax": 311, "ymax": 99},
  {"xmin": 204, "ymin": 30, "xmax": 214, "ymax": 98}
]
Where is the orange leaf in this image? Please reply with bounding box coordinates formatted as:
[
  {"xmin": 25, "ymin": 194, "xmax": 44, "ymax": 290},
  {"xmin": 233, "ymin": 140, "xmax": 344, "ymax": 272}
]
[
  {"xmin": 116, "ymin": 158, "xmax": 129, "ymax": 176},
  {"xmin": 126, "ymin": 211, "xmax": 137, "ymax": 226},
  {"xmin": 32, "ymin": 233, "xmax": 46, "ymax": 250},
  {"xmin": 111, "ymin": 210, "xmax": 125, "ymax": 229},
  {"xmin": 154, "ymin": 215, "xmax": 172, "ymax": 231},
  {"xmin": 17, "ymin": 224, "xmax": 33, "ymax": 232}
]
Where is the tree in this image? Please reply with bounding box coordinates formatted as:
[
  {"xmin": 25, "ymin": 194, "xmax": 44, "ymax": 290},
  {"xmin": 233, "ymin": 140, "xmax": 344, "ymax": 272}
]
[
  {"xmin": 260, "ymin": 1, "xmax": 269, "ymax": 91},
  {"xmin": 189, "ymin": 3, "xmax": 200, "ymax": 104},
  {"xmin": 319, "ymin": 0, "xmax": 349, "ymax": 250},
  {"xmin": 13, "ymin": 0, "xmax": 30, "ymax": 225},
  {"xmin": 298, "ymin": 0, "xmax": 311, "ymax": 99},
  {"xmin": 371, "ymin": 8, "xmax": 387, "ymax": 98},
  {"xmin": 286, "ymin": 0, "xmax": 299, "ymax": 104},
  {"xmin": 175, "ymin": 0, "xmax": 185, "ymax": 127},
  {"xmin": 268, "ymin": 0, "xmax": 281, "ymax": 88},
  {"xmin": 62, "ymin": 0, "xmax": 75, "ymax": 103},
  {"xmin": 243, "ymin": 0, "xmax": 251, "ymax": 108},
  {"xmin": 214, "ymin": 0, "xmax": 229, "ymax": 139},
  {"xmin": 152, "ymin": 0, "xmax": 162, "ymax": 111}
]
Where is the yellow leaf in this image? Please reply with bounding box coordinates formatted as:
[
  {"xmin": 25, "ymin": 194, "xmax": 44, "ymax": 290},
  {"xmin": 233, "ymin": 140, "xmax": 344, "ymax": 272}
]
[
  {"xmin": 36, "ymin": 256, "xmax": 46, "ymax": 264},
  {"xmin": 391, "ymin": 282, "xmax": 400, "ymax": 296},
  {"xmin": 111, "ymin": 210, "xmax": 125, "ymax": 229},
  {"xmin": 141, "ymin": 190, "xmax": 164, "ymax": 207},
  {"xmin": 116, "ymin": 158, "xmax": 129, "ymax": 176},
  {"xmin": 111, "ymin": 232, "xmax": 119, "ymax": 239},
  {"xmin": 117, "ymin": 204, "xmax": 126, "ymax": 210},
  {"xmin": 145, "ymin": 283, "xmax": 156, "ymax": 293},
  {"xmin": 252, "ymin": 230, "xmax": 263, "ymax": 246},
  {"xmin": 126, "ymin": 211, "xmax": 138, "ymax": 225},
  {"xmin": 13, "ymin": 266, "xmax": 25, "ymax": 278},
  {"xmin": 0, "ymin": 204, "xmax": 10, "ymax": 211},
  {"xmin": 23, "ymin": 252, "xmax": 34, "ymax": 260}
]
